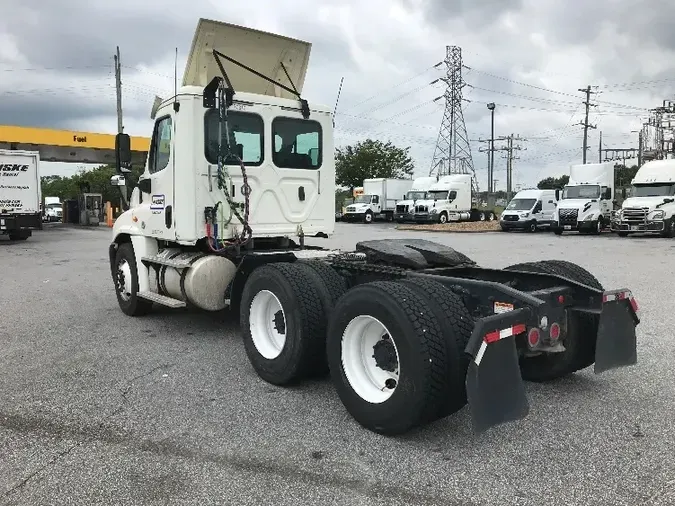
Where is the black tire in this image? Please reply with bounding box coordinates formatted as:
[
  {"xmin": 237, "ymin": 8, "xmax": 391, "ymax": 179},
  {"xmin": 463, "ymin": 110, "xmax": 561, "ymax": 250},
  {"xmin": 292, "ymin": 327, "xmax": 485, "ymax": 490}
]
[
  {"xmin": 239, "ymin": 262, "xmax": 326, "ymax": 385},
  {"xmin": 527, "ymin": 220, "xmax": 537, "ymax": 233},
  {"xmin": 553, "ymin": 227, "xmax": 563, "ymax": 235},
  {"xmin": 113, "ymin": 242, "xmax": 153, "ymax": 317},
  {"xmin": 400, "ymin": 277, "xmax": 474, "ymax": 417},
  {"xmin": 617, "ymin": 232, "xmax": 629, "ymax": 237},
  {"xmin": 294, "ymin": 260, "xmax": 349, "ymax": 376},
  {"xmin": 363, "ymin": 211, "xmax": 374, "ymax": 224},
  {"xmin": 326, "ymin": 281, "xmax": 453, "ymax": 435},
  {"xmin": 8, "ymin": 233, "xmax": 28, "ymax": 241},
  {"xmin": 661, "ymin": 218, "xmax": 675, "ymax": 238},
  {"xmin": 504, "ymin": 260, "xmax": 603, "ymax": 380},
  {"xmin": 438, "ymin": 211, "xmax": 448, "ymax": 224}
]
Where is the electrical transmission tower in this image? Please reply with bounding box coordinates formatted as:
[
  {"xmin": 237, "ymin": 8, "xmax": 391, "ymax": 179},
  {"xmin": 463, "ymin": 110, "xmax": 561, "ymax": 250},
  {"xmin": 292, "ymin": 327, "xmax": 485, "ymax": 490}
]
[{"xmin": 429, "ymin": 46, "xmax": 477, "ymax": 192}]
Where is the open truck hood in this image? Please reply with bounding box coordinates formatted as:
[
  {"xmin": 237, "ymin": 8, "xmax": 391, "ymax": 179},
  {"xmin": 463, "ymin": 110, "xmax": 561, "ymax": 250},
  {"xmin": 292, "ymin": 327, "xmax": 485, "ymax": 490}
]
[{"xmin": 182, "ymin": 18, "xmax": 312, "ymax": 100}]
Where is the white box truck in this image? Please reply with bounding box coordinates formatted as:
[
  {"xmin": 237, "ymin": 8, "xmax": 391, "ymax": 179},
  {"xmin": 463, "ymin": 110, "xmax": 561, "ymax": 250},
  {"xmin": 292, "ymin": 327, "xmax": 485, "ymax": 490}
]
[
  {"xmin": 610, "ymin": 159, "xmax": 675, "ymax": 237},
  {"xmin": 0, "ymin": 149, "xmax": 42, "ymax": 240},
  {"xmin": 393, "ymin": 176, "xmax": 437, "ymax": 223},
  {"xmin": 343, "ymin": 177, "xmax": 413, "ymax": 223},
  {"xmin": 412, "ymin": 174, "xmax": 498, "ymax": 223},
  {"xmin": 552, "ymin": 161, "xmax": 615, "ymax": 235},
  {"xmin": 499, "ymin": 188, "xmax": 559, "ymax": 232}
]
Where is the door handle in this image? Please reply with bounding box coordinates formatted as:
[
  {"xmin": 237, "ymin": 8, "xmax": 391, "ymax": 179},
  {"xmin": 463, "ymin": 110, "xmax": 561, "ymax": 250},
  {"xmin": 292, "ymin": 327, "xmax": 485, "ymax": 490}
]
[{"xmin": 298, "ymin": 186, "xmax": 305, "ymax": 201}]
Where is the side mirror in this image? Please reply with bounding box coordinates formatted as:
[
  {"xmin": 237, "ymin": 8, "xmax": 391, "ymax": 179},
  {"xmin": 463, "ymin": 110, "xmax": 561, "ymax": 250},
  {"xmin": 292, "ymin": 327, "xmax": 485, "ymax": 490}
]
[
  {"xmin": 110, "ymin": 175, "xmax": 126, "ymax": 187},
  {"xmin": 664, "ymin": 198, "xmax": 675, "ymax": 204},
  {"xmin": 115, "ymin": 133, "xmax": 132, "ymax": 173},
  {"xmin": 555, "ymin": 189, "xmax": 560, "ymax": 200},
  {"xmin": 622, "ymin": 188, "xmax": 627, "ymax": 199},
  {"xmin": 603, "ymin": 188, "xmax": 612, "ymax": 200},
  {"xmin": 137, "ymin": 178, "xmax": 152, "ymax": 194}
]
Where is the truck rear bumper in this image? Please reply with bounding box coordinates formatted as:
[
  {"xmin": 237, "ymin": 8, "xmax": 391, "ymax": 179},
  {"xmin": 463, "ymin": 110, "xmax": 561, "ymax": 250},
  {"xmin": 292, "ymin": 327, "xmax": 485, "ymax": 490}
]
[
  {"xmin": 463, "ymin": 290, "xmax": 639, "ymax": 433},
  {"xmin": 0, "ymin": 213, "xmax": 42, "ymax": 233}
]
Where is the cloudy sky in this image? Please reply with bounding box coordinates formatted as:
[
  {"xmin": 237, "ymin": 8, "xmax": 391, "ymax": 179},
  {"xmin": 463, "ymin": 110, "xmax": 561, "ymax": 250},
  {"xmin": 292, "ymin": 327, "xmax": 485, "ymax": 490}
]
[{"xmin": 1, "ymin": 0, "xmax": 674, "ymax": 191}]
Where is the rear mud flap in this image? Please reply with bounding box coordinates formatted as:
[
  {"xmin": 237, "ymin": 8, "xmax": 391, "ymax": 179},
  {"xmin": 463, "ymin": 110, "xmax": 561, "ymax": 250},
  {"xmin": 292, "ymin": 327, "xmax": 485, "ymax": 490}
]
[
  {"xmin": 594, "ymin": 298, "xmax": 638, "ymax": 374},
  {"xmin": 465, "ymin": 308, "xmax": 531, "ymax": 433}
]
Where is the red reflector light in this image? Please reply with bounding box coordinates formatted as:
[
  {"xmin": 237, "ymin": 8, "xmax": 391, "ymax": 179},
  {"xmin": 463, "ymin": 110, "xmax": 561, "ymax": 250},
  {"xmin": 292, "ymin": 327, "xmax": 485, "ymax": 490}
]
[
  {"xmin": 558, "ymin": 295, "xmax": 565, "ymax": 304},
  {"xmin": 513, "ymin": 324, "xmax": 527, "ymax": 335},
  {"xmin": 630, "ymin": 297, "xmax": 639, "ymax": 312},
  {"xmin": 484, "ymin": 330, "xmax": 500, "ymax": 343},
  {"xmin": 617, "ymin": 291, "xmax": 626, "ymax": 300},
  {"xmin": 549, "ymin": 322, "xmax": 561, "ymax": 340},
  {"xmin": 528, "ymin": 328, "xmax": 540, "ymax": 347}
]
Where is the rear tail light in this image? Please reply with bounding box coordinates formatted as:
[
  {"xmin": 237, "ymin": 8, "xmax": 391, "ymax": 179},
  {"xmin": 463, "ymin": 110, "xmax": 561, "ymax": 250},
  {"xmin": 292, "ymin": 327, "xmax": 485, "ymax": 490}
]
[
  {"xmin": 549, "ymin": 322, "xmax": 561, "ymax": 341},
  {"xmin": 527, "ymin": 327, "xmax": 540, "ymax": 347}
]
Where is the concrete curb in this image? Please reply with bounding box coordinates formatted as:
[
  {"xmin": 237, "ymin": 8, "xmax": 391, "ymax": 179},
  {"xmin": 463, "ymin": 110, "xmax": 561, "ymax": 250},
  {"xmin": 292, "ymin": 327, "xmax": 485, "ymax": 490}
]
[{"xmin": 395, "ymin": 226, "xmax": 502, "ymax": 234}]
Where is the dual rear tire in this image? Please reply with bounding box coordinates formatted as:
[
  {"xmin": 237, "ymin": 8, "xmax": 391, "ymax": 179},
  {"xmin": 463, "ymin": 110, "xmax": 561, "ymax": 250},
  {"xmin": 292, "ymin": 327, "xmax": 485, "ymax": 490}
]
[{"xmin": 239, "ymin": 261, "xmax": 474, "ymax": 435}]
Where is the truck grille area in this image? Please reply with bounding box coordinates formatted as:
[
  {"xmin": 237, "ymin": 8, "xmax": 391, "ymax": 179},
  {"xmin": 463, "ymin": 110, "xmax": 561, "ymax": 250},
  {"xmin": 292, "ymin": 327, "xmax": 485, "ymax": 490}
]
[
  {"xmin": 558, "ymin": 208, "xmax": 578, "ymax": 225},
  {"xmin": 622, "ymin": 207, "xmax": 648, "ymax": 223},
  {"xmin": 502, "ymin": 215, "xmax": 520, "ymax": 222},
  {"xmin": 396, "ymin": 204, "xmax": 408, "ymax": 213},
  {"xmin": 415, "ymin": 205, "xmax": 428, "ymax": 213}
]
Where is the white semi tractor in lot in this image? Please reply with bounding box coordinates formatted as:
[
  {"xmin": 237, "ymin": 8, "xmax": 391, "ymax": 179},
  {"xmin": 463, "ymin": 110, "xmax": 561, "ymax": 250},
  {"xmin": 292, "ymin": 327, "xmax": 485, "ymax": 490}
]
[
  {"xmin": 411, "ymin": 174, "xmax": 497, "ymax": 223},
  {"xmin": 552, "ymin": 161, "xmax": 616, "ymax": 235},
  {"xmin": 393, "ymin": 176, "xmax": 437, "ymax": 223},
  {"xmin": 108, "ymin": 18, "xmax": 641, "ymax": 436},
  {"xmin": 342, "ymin": 177, "xmax": 413, "ymax": 223},
  {"xmin": 610, "ymin": 159, "xmax": 675, "ymax": 237},
  {"xmin": 0, "ymin": 149, "xmax": 42, "ymax": 241}
]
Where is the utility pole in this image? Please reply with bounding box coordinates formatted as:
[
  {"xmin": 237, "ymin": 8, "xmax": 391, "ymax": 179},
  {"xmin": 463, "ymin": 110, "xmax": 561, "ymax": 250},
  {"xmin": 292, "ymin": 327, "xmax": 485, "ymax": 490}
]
[
  {"xmin": 495, "ymin": 133, "xmax": 526, "ymax": 201},
  {"xmin": 114, "ymin": 46, "xmax": 123, "ymax": 133},
  {"xmin": 577, "ymin": 85, "xmax": 597, "ymax": 163},
  {"xmin": 598, "ymin": 131, "xmax": 602, "ymax": 163},
  {"xmin": 638, "ymin": 129, "xmax": 643, "ymax": 167}
]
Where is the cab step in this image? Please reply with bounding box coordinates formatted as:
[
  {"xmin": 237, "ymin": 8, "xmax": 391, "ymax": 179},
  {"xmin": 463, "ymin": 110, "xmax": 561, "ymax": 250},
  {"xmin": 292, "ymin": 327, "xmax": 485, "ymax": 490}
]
[
  {"xmin": 141, "ymin": 255, "xmax": 191, "ymax": 269},
  {"xmin": 137, "ymin": 291, "xmax": 186, "ymax": 308}
]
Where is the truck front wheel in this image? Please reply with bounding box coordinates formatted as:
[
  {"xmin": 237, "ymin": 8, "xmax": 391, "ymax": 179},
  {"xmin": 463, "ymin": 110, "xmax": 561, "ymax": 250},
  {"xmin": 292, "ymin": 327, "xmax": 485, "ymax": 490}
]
[
  {"xmin": 113, "ymin": 242, "xmax": 153, "ymax": 317},
  {"xmin": 363, "ymin": 211, "xmax": 374, "ymax": 224},
  {"xmin": 326, "ymin": 281, "xmax": 454, "ymax": 435}
]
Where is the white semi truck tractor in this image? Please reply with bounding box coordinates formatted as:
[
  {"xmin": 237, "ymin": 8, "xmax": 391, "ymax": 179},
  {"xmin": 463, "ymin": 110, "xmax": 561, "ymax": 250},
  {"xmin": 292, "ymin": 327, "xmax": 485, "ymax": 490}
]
[
  {"xmin": 552, "ymin": 161, "xmax": 616, "ymax": 235},
  {"xmin": 610, "ymin": 159, "xmax": 675, "ymax": 237},
  {"xmin": 108, "ymin": 18, "xmax": 641, "ymax": 436},
  {"xmin": 393, "ymin": 176, "xmax": 437, "ymax": 223},
  {"xmin": 412, "ymin": 174, "xmax": 497, "ymax": 223}
]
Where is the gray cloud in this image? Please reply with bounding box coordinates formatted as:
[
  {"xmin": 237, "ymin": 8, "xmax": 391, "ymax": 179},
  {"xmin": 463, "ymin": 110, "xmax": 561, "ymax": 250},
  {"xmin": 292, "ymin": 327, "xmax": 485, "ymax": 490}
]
[{"xmin": 0, "ymin": 0, "xmax": 673, "ymax": 187}]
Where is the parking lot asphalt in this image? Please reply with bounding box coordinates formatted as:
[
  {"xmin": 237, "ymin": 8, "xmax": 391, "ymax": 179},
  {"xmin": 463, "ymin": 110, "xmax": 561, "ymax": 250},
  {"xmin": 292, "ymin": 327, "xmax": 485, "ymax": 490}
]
[{"xmin": 1, "ymin": 222, "xmax": 674, "ymax": 506}]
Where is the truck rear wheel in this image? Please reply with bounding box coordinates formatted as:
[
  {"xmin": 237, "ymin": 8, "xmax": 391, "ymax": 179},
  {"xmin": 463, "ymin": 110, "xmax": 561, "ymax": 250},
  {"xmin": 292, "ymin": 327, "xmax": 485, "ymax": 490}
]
[
  {"xmin": 326, "ymin": 280, "xmax": 453, "ymax": 435},
  {"xmin": 400, "ymin": 277, "xmax": 474, "ymax": 417},
  {"xmin": 504, "ymin": 260, "xmax": 602, "ymax": 381},
  {"xmin": 239, "ymin": 262, "xmax": 326, "ymax": 385},
  {"xmin": 113, "ymin": 242, "xmax": 153, "ymax": 317}
]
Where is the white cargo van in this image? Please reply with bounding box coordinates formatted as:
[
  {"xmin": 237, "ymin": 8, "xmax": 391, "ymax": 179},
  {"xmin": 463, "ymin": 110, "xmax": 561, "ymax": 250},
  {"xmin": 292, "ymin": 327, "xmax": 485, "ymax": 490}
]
[{"xmin": 500, "ymin": 189, "xmax": 559, "ymax": 232}]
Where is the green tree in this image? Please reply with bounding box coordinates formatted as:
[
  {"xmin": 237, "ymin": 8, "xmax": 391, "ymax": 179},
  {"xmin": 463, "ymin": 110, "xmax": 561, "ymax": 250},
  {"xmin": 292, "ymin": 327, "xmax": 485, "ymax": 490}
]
[
  {"xmin": 537, "ymin": 175, "xmax": 569, "ymax": 189},
  {"xmin": 335, "ymin": 139, "xmax": 414, "ymax": 190}
]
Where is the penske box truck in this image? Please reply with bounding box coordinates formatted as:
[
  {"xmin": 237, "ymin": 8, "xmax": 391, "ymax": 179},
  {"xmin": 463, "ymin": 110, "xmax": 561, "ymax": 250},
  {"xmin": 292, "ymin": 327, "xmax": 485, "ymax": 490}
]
[{"xmin": 0, "ymin": 149, "xmax": 42, "ymax": 240}]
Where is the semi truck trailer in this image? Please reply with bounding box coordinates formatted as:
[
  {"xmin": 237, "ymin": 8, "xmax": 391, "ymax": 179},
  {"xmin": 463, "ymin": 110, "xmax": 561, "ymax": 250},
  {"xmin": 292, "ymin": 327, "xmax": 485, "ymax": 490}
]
[{"xmin": 107, "ymin": 18, "xmax": 641, "ymax": 436}]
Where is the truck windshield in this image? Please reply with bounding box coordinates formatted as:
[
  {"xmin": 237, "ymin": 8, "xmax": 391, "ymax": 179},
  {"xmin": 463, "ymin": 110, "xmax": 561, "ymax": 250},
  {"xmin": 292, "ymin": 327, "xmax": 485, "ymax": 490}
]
[
  {"xmin": 406, "ymin": 191, "xmax": 427, "ymax": 200},
  {"xmin": 354, "ymin": 195, "xmax": 371, "ymax": 204},
  {"xmin": 506, "ymin": 198, "xmax": 536, "ymax": 211},
  {"xmin": 631, "ymin": 183, "xmax": 675, "ymax": 197},
  {"xmin": 428, "ymin": 190, "xmax": 453, "ymax": 200},
  {"xmin": 562, "ymin": 185, "xmax": 600, "ymax": 199}
]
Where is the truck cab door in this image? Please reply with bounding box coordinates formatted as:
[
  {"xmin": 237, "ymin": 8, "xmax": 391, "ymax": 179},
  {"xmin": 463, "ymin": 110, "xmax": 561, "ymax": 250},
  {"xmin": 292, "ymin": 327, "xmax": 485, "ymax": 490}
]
[
  {"xmin": 448, "ymin": 190, "xmax": 458, "ymax": 210},
  {"xmin": 139, "ymin": 114, "xmax": 175, "ymax": 240},
  {"xmin": 371, "ymin": 195, "xmax": 381, "ymax": 213},
  {"xmin": 532, "ymin": 200, "xmax": 543, "ymax": 220},
  {"xmin": 600, "ymin": 186, "xmax": 612, "ymax": 217}
]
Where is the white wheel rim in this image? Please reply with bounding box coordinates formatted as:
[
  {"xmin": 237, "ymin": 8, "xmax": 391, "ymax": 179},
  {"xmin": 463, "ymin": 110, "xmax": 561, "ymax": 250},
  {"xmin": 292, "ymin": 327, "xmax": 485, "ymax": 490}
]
[
  {"xmin": 480, "ymin": 213, "xmax": 485, "ymax": 221},
  {"xmin": 249, "ymin": 290, "xmax": 286, "ymax": 359},
  {"xmin": 116, "ymin": 259, "xmax": 133, "ymax": 301},
  {"xmin": 341, "ymin": 315, "xmax": 400, "ymax": 404},
  {"xmin": 440, "ymin": 214, "xmax": 446, "ymax": 223},
  {"xmin": 365, "ymin": 214, "xmax": 372, "ymax": 222}
]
